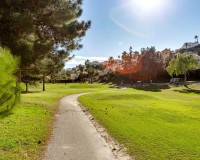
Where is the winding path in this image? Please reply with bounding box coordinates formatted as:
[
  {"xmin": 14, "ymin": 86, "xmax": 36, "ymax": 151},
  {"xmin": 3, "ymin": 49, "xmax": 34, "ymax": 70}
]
[{"xmin": 44, "ymin": 94, "xmax": 116, "ymax": 160}]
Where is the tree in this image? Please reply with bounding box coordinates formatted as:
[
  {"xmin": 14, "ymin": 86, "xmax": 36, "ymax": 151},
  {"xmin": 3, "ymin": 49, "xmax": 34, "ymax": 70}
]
[
  {"xmin": 0, "ymin": 47, "xmax": 19, "ymax": 112},
  {"xmin": 77, "ymin": 64, "xmax": 87, "ymax": 82},
  {"xmin": 33, "ymin": 53, "xmax": 66, "ymax": 91},
  {"xmin": 108, "ymin": 56, "xmax": 115, "ymax": 68},
  {"xmin": 195, "ymin": 35, "xmax": 199, "ymax": 43},
  {"xmin": 107, "ymin": 46, "xmax": 171, "ymax": 82},
  {"xmin": 84, "ymin": 60, "xmax": 95, "ymax": 83},
  {"xmin": 0, "ymin": 0, "xmax": 91, "ymax": 81},
  {"xmin": 166, "ymin": 53, "xmax": 199, "ymax": 82},
  {"xmin": 140, "ymin": 47, "xmax": 165, "ymax": 81},
  {"xmin": 83, "ymin": 60, "xmax": 104, "ymax": 83},
  {"xmin": 118, "ymin": 47, "xmax": 143, "ymax": 81}
]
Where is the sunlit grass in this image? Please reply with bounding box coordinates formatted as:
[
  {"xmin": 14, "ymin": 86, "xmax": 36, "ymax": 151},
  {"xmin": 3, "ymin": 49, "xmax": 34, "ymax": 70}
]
[{"xmin": 79, "ymin": 84, "xmax": 200, "ymax": 160}]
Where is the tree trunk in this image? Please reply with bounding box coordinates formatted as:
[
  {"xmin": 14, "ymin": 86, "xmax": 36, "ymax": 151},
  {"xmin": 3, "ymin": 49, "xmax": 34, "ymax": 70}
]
[
  {"xmin": 26, "ymin": 81, "xmax": 28, "ymax": 92},
  {"xmin": 42, "ymin": 77, "xmax": 45, "ymax": 91},
  {"xmin": 184, "ymin": 74, "xmax": 187, "ymax": 83},
  {"xmin": 14, "ymin": 68, "xmax": 21, "ymax": 101},
  {"xmin": 16, "ymin": 69, "xmax": 21, "ymax": 88}
]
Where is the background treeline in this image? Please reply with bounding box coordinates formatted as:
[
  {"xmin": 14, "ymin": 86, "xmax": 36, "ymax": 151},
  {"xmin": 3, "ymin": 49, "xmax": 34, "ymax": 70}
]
[
  {"xmin": 116, "ymin": 47, "xmax": 169, "ymax": 82},
  {"xmin": 66, "ymin": 46, "xmax": 200, "ymax": 84},
  {"xmin": 107, "ymin": 46, "xmax": 200, "ymax": 83}
]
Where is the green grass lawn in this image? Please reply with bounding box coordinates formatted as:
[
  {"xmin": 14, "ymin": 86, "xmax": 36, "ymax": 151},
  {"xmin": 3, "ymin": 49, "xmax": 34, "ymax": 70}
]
[
  {"xmin": 79, "ymin": 84, "xmax": 200, "ymax": 160},
  {"xmin": 0, "ymin": 83, "xmax": 112, "ymax": 160}
]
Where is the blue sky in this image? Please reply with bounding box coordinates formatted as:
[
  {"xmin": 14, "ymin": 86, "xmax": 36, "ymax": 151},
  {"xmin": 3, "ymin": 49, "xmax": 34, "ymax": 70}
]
[{"xmin": 65, "ymin": 0, "xmax": 200, "ymax": 68}]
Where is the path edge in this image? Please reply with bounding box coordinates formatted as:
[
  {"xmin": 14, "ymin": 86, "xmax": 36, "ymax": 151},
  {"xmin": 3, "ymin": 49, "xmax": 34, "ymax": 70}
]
[{"xmin": 77, "ymin": 94, "xmax": 133, "ymax": 160}]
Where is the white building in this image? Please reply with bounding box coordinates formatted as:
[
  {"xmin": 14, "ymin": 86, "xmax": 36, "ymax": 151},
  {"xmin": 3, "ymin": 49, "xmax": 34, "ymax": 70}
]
[
  {"xmin": 181, "ymin": 41, "xmax": 199, "ymax": 49},
  {"xmin": 160, "ymin": 49, "xmax": 172, "ymax": 63},
  {"xmin": 91, "ymin": 61, "xmax": 100, "ymax": 66}
]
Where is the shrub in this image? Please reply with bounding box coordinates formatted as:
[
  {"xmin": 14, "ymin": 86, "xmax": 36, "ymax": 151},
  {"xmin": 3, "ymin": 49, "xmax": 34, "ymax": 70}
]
[{"xmin": 0, "ymin": 47, "xmax": 20, "ymax": 113}]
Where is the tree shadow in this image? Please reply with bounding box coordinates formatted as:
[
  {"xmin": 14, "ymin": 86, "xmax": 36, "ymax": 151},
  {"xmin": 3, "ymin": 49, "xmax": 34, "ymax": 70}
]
[
  {"xmin": 132, "ymin": 84, "xmax": 170, "ymax": 92},
  {"xmin": 173, "ymin": 88, "xmax": 200, "ymax": 94},
  {"xmin": 0, "ymin": 110, "xmax": 14, "ymax": 119},
  {"xmin": 109, "ymin": 85, "xmax": 119, "ymax": 88},
  {"xmin": 173, "ymin": 84, "xmax": 200, "ymax": 94},
  {"xmin": 21, "ymin": 91, "xmax": 42, "ymax": 94},
  {"xmin": 105, "ymin": 83, "xmax": 123, "ymax": 89}
]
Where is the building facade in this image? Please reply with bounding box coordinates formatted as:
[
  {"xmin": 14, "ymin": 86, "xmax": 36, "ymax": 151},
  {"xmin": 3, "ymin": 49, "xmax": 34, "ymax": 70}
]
[{"xmin": 181, "ymin": 41, "xmax": 199, "ymax": 49}]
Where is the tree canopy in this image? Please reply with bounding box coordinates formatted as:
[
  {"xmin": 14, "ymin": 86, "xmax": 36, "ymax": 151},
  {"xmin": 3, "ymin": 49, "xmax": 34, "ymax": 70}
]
[
  {"xmin": 0, "ymin": 0, "xmax": 91, "ymax": 69},
  {"xmin": 166, "ymin": 53, "xmax": 199, "ymax": 82}
]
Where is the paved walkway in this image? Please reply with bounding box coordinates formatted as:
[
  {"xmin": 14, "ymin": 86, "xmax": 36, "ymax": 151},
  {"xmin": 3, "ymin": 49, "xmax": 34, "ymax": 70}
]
[{"xmin": 45, "ymin": 94, "xmax": 116, "ymax": 160}]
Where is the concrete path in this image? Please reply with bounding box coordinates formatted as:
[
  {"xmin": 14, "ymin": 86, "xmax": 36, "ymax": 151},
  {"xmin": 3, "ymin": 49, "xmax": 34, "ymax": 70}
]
[{"xmin": 45, "ymin": 94, "xmax": 116, "ymax": 160}]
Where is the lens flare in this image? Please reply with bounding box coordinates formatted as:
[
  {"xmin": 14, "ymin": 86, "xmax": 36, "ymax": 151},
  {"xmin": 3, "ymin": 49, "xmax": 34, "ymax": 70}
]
[{"xmin": 134, "ymin": 0, "xmax": 165, "ymax": 14}]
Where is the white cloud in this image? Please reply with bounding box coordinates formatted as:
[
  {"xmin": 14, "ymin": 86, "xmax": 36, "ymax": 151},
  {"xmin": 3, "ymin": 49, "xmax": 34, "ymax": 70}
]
[{"xmin": 64, "ymin": 56, "xmax": 108, "ymax": 68}]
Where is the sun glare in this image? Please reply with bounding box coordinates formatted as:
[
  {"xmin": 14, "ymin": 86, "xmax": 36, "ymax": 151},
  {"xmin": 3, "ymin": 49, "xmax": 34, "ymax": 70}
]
[
  {"xmin": 132, "ymin": 0, "xmax": 165, "ymax": 14},
  {"xmin": 110, "ymin": 0, "xmax": 172, "ymax": 37}
]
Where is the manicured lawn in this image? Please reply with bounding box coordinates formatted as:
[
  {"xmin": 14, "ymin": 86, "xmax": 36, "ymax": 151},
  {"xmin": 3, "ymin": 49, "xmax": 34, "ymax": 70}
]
[
  {"xmin": 0, "ymin": 83, "xmax": 112, "ymax": 160},
  {"xmin": 79, "ymin": 84, "xmax": 200, "ymax": 160}
]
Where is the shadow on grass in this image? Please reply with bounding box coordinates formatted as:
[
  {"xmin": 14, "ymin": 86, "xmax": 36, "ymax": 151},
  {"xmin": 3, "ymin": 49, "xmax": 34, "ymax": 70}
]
[
  {"xmin": 21, "ymin": 91, "xmax": 42, "ymax": 94},
  {"xmin": 101, "ymin": 83, "xmax": 121, "ymax": 89},
  {"xmin": 132, "ymin": 84, "xmax": 170, "ymax": 92},
  {"xmin": 0, "ymin": 110, "xmax": 13, "ymax": 119},
  {"xmin": 173, "ymin": 89, "xmax": 200, "ymax": 94},
  {"xmin": 109, "ymin": 85, "xmax": 120, "ymax": 89},
  {"xmin": 173, "ymin": 84, "xmax": 200, "ymax": 94}
]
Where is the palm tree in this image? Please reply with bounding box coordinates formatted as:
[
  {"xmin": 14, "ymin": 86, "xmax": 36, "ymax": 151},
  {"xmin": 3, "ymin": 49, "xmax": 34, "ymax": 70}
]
[
  {"xmin": 77, "ymin": 64, "xmax": 85, "ymax": 82},
  {"xmin": 84, "ymin": 60, "xmax": 96, "ymax": 83},
  {"xmin": 108, "ymin": 56, "xmax": 115, "ymax": 68},
  {"xmin": 194, "ymin": 35, "xmax": 199, "ymax": 43},
  {"xmin": 129, "ymin": 46, "xmax": 133, "ymax": 53},
  {"xmin": 78, "ymin": 64, "xmax": 84, "ymax": 73}
]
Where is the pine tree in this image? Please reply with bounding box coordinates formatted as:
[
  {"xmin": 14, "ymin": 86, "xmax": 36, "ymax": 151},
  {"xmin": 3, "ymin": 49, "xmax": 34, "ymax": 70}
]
[{"xmin": 0, "ymin": 0, "xmax": 91, "ymax": 78}]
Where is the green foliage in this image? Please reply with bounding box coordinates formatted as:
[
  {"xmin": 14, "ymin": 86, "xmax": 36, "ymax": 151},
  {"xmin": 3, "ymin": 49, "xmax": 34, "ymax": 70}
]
[
  {"xmin": 71, "ymin": 59, "xmax": 104, "ymax": 83},
  {"xmin": 166, "ymin": 53, "xmax": 199, "ymax": 81},
  {"xmin": 0, "ymin": 0, "xmax": 91, "ymax": 79},
  {"xmin": 0, "ymin": 47, "xmax": 20, "ymax": 112},
  {"xmin": 0, "ymin": 0, "xmax": 91, "ymax": 89},
  {"xmin": 85, "ymin": 60, "xmax": 102, "ymax": 83}
]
